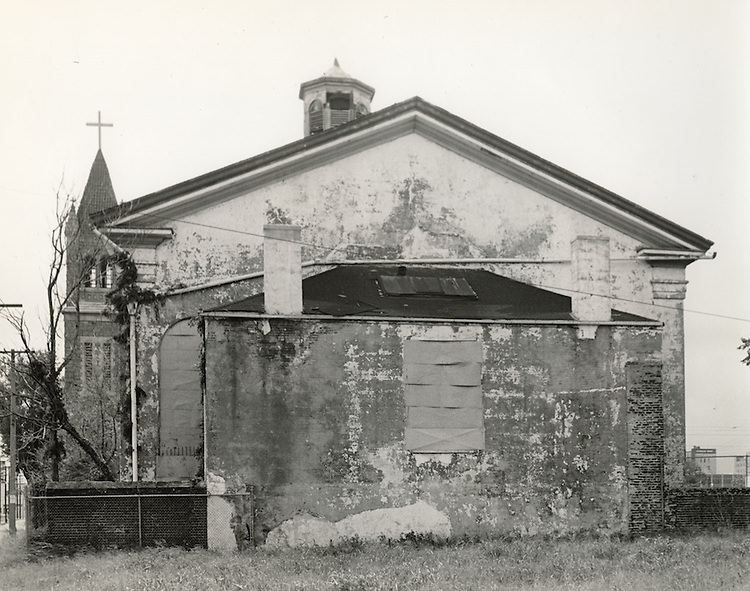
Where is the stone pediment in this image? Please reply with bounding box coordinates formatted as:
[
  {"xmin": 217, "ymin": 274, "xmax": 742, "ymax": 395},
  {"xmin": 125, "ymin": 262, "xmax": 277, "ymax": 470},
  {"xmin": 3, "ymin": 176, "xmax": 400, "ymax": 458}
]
[{"xmin": 92, "ymin": 97, "xmax": 712, "ymax": 257}]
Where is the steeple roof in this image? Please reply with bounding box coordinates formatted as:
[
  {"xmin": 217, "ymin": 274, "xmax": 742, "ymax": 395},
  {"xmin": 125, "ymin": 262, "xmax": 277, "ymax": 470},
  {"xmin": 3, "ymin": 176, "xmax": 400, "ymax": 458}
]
[{"xmin": 77, "ymin": 149, "xmax": 117, "ymax": 223}]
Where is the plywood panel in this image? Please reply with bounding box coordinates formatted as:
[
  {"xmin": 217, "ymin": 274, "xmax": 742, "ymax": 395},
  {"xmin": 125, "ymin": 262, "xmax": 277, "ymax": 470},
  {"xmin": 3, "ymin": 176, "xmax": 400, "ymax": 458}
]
[
  {"xmin": 407, "ymin": 406, "xmax": 483, "ymax": 428},
  {"xmin": 403, "ymin": 340, "xmax": 482, "ymax": 364},
  {"xmin": 405, "ymin": 428, "xmax": 485, "ymax": 452},
  {"xmin": 157, "ymin": 319, "xmax": 203, "ymax": 481},
  {"xmin": 403, "ymin": 362, "xmax": 481, "ymax": 386},
  {"xmin": 403, "ymin": 339, "xmax": 484, "ymax": 452},
  {"xmin": 405, "ymin": 384, "xmax": 482, "ymax": 408}
]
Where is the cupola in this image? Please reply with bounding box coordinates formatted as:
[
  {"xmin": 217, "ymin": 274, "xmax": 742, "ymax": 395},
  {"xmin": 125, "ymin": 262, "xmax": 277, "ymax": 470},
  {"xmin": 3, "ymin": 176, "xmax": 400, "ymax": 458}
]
[{"xmin": 299, "ymin": 59, "xmax": 375, "ymax": 137}]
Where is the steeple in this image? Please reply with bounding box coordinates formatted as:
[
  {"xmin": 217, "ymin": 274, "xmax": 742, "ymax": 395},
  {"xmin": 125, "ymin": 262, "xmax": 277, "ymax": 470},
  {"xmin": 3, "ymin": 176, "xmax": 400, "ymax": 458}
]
[
  {"xmin": 299, "ymin": 59, "xmax": 375, "ymax": 137},
  {"xmin": 77, "ymin": 149, "xmax": 118, "ymax": 224}
]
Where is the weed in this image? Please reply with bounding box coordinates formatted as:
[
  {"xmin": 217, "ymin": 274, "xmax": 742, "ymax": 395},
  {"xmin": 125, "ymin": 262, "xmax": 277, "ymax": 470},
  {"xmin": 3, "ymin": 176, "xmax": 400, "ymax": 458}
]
[{"xmin": 1, "ymin": 530, "xmax": 749, "ymax": 590}]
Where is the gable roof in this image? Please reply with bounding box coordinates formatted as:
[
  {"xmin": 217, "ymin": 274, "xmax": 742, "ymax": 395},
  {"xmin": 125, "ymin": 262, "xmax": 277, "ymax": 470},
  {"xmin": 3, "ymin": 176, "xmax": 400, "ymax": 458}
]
[
  {"xmin": 92, "ymin": 97, "xmax": 712, "ymax": 253},
  {"xmin": 209, "ymin": 265, "xmax": 654, "ymax": 322}
]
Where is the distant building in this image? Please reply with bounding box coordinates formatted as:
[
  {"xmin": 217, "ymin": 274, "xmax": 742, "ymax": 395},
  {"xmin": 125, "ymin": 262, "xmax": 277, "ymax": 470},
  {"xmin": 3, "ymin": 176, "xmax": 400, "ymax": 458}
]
[
  {"xmin": 734, "ymin": 453, "xmax": 750, "ymax": 487},
  {"xmin": 687, "ymin": 447, "xmax": 746, "ymax": 488},
  {"xmin": 690, "ymin": 446, "xmax": 717, "ymax": 475}
]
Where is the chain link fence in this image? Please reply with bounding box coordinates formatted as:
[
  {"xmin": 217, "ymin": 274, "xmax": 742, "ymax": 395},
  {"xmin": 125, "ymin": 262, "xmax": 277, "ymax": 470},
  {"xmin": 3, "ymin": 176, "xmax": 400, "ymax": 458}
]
[{"xmin": 26, "ymin": 488, "xmax": 254, "ymax": 550}]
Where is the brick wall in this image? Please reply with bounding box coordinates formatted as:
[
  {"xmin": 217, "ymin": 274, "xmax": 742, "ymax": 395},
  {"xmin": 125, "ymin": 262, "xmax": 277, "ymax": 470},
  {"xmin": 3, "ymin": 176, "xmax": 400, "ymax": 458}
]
[
  {"xmin": 665, "ymin": 488, "xmax": 750, "ymax": 530},
  {"xmin": 626, "ymin": 362, "xmax": 664, "ymax": 533}
]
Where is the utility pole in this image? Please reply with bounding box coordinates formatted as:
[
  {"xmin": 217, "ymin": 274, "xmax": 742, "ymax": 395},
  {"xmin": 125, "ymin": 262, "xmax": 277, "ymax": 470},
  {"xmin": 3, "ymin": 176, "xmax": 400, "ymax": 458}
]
[
  {"xmin": 126, "ymin": 302, "xmax": 138, "ymax": 482},
  {"xmin": 1, "ymin": 349, "xmax": 25, "ymax": 537},
  {"xmin": 1, "ymin": 303, "xmax": 23, "ymax": 537},
  {"xmin": 8, "ymin": 351, "xmax": 17, "ymax": 536}
]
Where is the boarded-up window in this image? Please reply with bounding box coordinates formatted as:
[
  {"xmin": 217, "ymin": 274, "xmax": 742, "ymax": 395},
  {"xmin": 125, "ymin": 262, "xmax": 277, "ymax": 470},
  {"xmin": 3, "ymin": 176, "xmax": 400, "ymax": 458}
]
[
  {"xmin": 403, "ymin": 340, "xmax": 484, "ymax": 452},
  {"xmin": 157, "ymin": 319, "xmax": 203, "ymax": 481}
]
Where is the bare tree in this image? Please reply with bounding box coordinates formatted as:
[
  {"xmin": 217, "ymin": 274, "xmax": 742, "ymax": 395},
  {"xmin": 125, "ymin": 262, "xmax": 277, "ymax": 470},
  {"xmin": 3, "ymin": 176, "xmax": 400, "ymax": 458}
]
[{"xmin": 4, "ymin": 186, "xmax": 118, "ymax": 483}]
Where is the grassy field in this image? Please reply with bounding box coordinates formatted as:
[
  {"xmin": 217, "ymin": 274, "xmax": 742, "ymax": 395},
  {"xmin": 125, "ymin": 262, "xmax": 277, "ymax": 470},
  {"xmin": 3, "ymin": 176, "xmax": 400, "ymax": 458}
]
[{"xmin": 1, "ymin": 531, "xmax": 749, "ymax": 591}]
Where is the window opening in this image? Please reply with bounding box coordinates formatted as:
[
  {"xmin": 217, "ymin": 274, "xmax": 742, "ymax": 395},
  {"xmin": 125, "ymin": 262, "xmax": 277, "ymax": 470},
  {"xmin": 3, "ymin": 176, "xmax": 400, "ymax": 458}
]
[
  {"xmin": 403, "ymin": 340, "xmax": 484, "ymax": 452},
  {"xmin": 355, "ymin": 103, "xmax": 369, "ymax": 118},
  {"xmin": 326, "ymin": 92, "xmax": 352, "ymax": 110},
  {"xmin": 379, "ymin": 275, "xmax": 477, "ymax": 298}
]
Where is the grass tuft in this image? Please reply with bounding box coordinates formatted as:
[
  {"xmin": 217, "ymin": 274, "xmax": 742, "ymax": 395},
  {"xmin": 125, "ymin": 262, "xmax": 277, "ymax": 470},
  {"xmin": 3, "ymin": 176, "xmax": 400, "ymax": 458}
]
[{"xmin": 1, "ymin": 529, "xmax": 749, "ymax": 590}]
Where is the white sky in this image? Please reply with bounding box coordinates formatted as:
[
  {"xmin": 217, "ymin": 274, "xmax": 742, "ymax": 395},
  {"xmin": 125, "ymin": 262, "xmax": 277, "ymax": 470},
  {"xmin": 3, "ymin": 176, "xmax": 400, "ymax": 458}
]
[{"xmin": 1, "ymin": 1, "xmax": 748, "ymax": 456}]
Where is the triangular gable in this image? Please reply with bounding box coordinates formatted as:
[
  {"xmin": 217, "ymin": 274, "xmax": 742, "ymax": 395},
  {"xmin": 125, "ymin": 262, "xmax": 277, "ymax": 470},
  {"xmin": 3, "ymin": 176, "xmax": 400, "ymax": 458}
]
[{"xmin": 93, "ymin": 97, "xmax": 712, "ymax": 254}]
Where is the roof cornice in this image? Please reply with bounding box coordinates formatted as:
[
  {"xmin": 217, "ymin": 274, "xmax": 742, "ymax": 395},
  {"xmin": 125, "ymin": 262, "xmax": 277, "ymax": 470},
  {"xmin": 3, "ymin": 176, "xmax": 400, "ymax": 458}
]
[
  {"xmin": 100, "ymin": 227, "xmax": 174, "ymax": 248},
  {"xmin": 200, "ymin": 311, "xmax": 662, "ymax": 328},
  {"xmin": 92, "ymin": 97, "xmax": 713, "ymax": 253}
]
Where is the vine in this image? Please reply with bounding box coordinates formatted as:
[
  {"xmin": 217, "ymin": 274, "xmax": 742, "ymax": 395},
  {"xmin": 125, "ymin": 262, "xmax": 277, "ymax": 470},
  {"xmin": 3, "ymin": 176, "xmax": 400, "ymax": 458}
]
[
  {"xmin": 104, "ymin": 251, "xmax": 161, "ymax": 460},
  {"xmin": 105, "ymin": 251, "xmax": 162, "ymax": 343}
]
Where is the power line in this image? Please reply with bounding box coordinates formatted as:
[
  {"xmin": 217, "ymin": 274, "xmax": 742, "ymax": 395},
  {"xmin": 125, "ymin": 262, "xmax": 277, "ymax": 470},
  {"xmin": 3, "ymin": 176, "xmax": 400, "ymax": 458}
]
[{"xmin": 139, "ymin": 214, "xmax": 341, "ymax": 253}]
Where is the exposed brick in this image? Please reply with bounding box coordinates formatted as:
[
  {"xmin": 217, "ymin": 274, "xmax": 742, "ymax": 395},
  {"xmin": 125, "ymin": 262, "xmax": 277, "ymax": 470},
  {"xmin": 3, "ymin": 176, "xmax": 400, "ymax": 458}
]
[
  {"xmin": 626, "ymin": 362, "xmax": 664, "ymax": 533},
  {"xmin": 665, "ymin": 488, "xmax": 750, "ymax": 530}
]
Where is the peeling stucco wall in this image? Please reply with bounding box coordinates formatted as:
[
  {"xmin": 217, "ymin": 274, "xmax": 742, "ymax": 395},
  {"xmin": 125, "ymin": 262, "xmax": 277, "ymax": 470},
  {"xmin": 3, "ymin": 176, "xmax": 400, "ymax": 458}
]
[
  {"xmin": 120, "ymin": 131, "xmax": 687, "ymax": 488},
  {"xmin": 152, "ymin": 136, "xmax": 648, "ymax": 292},
  {"xmin": 204, "ymin": 318, "xmax": 661, "ymax": 542},
  {"xmin": 131, "ymin": 275, "xmax": 265, "ymax": 480}
]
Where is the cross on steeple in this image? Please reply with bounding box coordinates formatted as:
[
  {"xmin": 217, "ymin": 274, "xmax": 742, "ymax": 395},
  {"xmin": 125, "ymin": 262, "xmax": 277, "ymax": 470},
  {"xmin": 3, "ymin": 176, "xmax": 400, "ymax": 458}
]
[{"xmin": 86, "ymin": 111, "xmax": 114, "ymax": 150}]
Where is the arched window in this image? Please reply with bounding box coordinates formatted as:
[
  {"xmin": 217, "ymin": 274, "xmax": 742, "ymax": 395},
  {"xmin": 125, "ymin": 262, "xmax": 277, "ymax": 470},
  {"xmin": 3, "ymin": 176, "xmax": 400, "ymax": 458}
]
[
  {"xmin": 355, "ymin": 103, "xmax": 369, "ymax": 118},
  {"xmin": 309, "ymin": 99, "xmax": 324, "ymax": 134},
  {"xmin": 98, "ymin": 258, "xmax": 110, "ymax": 288},
  {"xmin": 83, "ymin": 255, "xmax": 97, "ymax": 287},
  {"xmin": 157, "ymin": 319, "xmax": 203, "ymax": 480},
  {"xmin": 82, "ymin": 255, "xmax": 115, "ymax": 288}
]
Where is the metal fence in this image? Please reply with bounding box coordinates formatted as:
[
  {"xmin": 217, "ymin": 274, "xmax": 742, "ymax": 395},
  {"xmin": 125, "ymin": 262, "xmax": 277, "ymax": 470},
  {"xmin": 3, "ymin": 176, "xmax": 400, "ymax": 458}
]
[
  {"xmin": 26, "ymin": 491, "xmax": 254, "ymax": 550},
  {"xmin": 685, "ymin": 453, "xmax": 750, "ymax": 489},
  {"xmin": 1, "ymin": 464, "xmax": 26, "ymax": 522},
  {"xmin": 3, "ymin": 486, "xmax": 24, "ymax": 522}
]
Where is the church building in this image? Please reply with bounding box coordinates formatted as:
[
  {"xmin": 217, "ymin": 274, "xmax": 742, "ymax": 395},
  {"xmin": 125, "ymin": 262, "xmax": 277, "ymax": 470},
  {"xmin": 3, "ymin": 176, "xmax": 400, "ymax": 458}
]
[{"xmin": 65, "ymin": 61, "xmax": 713, "ymax": 543}]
